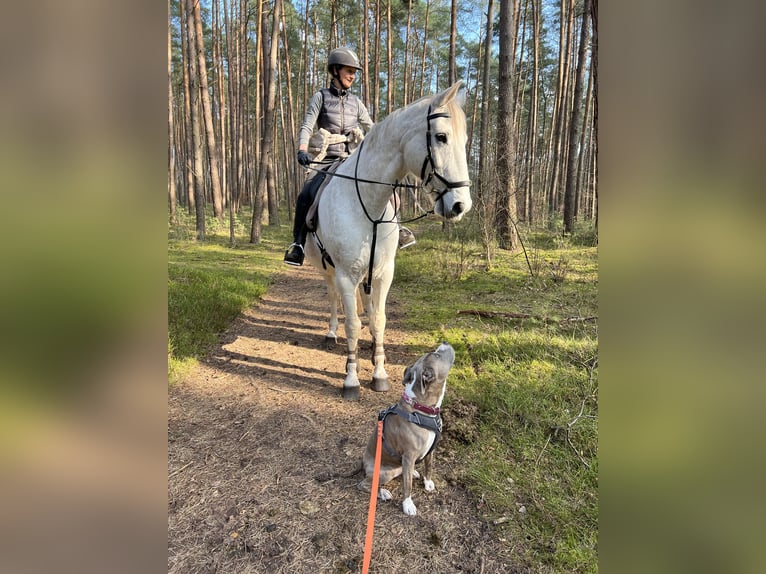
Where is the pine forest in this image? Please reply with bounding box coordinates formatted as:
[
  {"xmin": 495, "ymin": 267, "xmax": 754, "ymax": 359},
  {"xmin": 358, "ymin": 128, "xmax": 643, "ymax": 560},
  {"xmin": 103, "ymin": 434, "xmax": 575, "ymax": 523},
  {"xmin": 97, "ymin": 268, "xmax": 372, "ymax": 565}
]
[{"xmin": 168, "ymin": 0, "xmax": 596, "ymax": 250}]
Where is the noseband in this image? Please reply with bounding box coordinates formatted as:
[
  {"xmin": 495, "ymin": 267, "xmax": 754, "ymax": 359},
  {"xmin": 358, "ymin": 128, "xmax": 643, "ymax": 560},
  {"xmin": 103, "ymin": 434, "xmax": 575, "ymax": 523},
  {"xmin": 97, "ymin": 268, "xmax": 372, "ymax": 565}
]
[{"xmin": 419, "ymin": 103, "xmax": 472, "ymax": 207}]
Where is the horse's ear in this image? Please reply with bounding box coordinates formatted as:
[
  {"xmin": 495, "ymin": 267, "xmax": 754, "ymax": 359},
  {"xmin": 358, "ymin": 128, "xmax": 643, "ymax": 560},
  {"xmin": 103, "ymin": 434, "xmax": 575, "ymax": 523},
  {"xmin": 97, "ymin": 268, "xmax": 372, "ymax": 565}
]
[{"xmin": 432, "ymin": 81, "xmax": 464, "ymax": 109}]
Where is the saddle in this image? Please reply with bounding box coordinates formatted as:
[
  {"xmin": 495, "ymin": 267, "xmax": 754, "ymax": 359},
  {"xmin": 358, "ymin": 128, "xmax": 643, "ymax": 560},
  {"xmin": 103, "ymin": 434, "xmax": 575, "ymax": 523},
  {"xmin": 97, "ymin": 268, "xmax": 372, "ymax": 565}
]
[
  {"xmin": 304, "ymin": 127, "xmax": 365, "ymax": 232},
  {"xmin": 305, "ymin": 160, "xmax": 342, "ymax": 232}
]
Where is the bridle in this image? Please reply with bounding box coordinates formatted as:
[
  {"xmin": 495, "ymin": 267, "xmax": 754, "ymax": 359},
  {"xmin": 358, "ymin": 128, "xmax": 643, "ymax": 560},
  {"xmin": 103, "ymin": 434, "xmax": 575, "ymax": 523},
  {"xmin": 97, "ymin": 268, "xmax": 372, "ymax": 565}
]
[{"xmin": 419, "ymin": 103, "xmax": 472, "ymax": 209}]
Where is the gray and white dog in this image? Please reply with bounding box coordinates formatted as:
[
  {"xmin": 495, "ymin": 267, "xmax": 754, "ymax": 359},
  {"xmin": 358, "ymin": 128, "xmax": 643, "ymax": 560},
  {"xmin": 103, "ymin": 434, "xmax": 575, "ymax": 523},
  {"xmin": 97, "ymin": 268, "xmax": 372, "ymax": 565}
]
[{"xmin": 358, "ymin": 343, "xmax": 455, "ymax": 515}]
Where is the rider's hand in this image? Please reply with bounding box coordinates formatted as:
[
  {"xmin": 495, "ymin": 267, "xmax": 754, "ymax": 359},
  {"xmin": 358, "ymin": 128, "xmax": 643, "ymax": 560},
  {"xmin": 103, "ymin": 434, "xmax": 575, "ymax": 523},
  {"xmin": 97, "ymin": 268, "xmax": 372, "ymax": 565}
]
[{"xmin": 297, "ymin": 150, "xmax": 312, "ymax": 166}]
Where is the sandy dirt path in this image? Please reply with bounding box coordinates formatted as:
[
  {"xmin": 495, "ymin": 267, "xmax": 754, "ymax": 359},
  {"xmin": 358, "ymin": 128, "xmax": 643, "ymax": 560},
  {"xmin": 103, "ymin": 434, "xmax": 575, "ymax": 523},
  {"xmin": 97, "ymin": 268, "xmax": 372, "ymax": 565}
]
[{"xmin": 168, "ymin": 265, "xmax": 521, "ymax": 573}]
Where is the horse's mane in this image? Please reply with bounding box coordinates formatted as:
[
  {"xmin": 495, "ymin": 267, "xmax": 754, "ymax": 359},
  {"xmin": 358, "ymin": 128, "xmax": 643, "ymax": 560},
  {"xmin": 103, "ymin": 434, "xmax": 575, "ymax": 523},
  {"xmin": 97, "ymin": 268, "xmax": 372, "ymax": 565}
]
[{"xmin": 363, "ymin": 90, "xmax": 466, "ymax": 149}]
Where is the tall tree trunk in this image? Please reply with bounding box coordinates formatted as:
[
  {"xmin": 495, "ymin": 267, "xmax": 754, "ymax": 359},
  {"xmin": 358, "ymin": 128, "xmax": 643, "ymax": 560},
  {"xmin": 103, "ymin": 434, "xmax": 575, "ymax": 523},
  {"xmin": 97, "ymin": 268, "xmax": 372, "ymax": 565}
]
[
  {"xmin": 223, "ymin": 0, "xmax": 238, "ymax": 212},
  {"xmin": 403, "ymin": 0, "xmax": 413, "ymax": 106},
  {"xmin": 186, "ymin": 0, "xmax": 206, "ymax": 240},
  {"xmin": 280, "ymin": 11, "xmax": 299, "ymax": 216},
  {"xmin": 546, "ymin": 0, "xmax": 574, "ymax": 222},
  {"xmin": 478, "ymin": 0, "xmax": 494, "ymax": 204},
  {"xmin": 180, "ymin": 2, "xmax": 196, "ymax": 214},
  {"xmin": 575, "ymin": 55, "xmax": 594, "ymax": 220},
  {"xmin": 301, "ymin": 0, "xmax": 310, "ymax": 112},
  {"xmin": 563, "ymin": 0, "xmax": 592, "ymax": 234},
  {"xmin": 191, "ymin": 0, "xmax": 224, "ymax": 220},
  {"xmin": 254, "ymin": 0, "xmax": 264, "ymax": 215},
  {"xmin": 448, "ymin": 0, "xmax": 458, "ymax": 86},
  {"xmin": 522, "ymin": 0, "xmax": 541, "ymax": 223},
  {"xmin": 251, "ymin": 0, "xmax": 282, "ymax": 242},
  {"xmin": 168, "ymin": 0, "xmax": 177, "ymax": 221},
  {"xmin": 373, "ymin": 1, "xmax": 381, "ymax": 119},
  {"xmin": 419, "ymin": 0, "xmax": 431, "ymax": 99},
  {"xmin": 386, "ymin": 0, "xmax": 393, "ymax": 114},
  {"xmin": 495, "ymin": 0, "xmax": 519, "ymax": 250},
  {"xmin": 266, "ymin": 0, "xmax": 281, "ymax": 226},
  {"xmin": 591, "ymin": 0, "xmax": 598, "ymax": 237},
  {"xmin": 362, "ymin": 0, "xmax": 370, "ymax": 107},
  {"xmin": 476, "ymin": 0, "xmax": 495, "ymax": 264}
]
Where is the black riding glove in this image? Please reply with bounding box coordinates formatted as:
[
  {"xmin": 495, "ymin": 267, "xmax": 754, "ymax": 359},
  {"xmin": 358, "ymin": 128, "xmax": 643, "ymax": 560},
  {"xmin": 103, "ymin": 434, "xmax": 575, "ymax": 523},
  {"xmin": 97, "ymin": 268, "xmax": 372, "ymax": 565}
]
[{"xmin": 297, "ymin": 151, "xmax": 312, "ymax": 166}]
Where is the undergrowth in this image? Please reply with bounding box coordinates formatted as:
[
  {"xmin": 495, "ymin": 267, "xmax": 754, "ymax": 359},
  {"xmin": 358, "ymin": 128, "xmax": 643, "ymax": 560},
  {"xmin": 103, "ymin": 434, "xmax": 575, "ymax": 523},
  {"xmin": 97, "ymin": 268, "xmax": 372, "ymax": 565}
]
[{"xmin": 394, "ymin": 220, "xmax": 598, "ymax": 573}]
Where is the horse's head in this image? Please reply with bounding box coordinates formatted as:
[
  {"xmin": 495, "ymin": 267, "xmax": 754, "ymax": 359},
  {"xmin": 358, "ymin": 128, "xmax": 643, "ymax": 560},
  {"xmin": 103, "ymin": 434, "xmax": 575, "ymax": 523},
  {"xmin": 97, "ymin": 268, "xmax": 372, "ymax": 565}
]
[{"xmin": 417, "ymin": 82, "xmax": 473, "ymax": 221}]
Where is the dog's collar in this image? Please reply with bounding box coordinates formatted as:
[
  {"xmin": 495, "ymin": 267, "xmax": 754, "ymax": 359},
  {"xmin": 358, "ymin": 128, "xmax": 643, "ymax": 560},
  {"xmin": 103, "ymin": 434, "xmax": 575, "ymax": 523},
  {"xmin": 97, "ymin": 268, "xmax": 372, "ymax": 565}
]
[{"xmin": 401, "ymin": 392, "xmax": 440, "ymax": 416}]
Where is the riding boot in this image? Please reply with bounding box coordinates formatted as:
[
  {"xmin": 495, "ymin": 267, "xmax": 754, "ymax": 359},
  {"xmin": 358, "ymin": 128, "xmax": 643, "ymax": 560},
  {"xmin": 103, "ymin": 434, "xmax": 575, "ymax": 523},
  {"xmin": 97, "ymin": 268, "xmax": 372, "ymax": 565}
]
[{"xmin": 284, "ymin": 198, "xmax": 311, "ymax": 266}]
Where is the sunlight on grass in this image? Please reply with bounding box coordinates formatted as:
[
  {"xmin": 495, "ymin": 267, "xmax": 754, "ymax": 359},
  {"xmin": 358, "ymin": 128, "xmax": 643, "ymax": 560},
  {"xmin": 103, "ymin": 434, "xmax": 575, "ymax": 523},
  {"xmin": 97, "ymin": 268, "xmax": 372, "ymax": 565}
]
[
  {"xmin": 167, "ymin": 211, "xmax": 287, "ymax": 384},
  {"xmin": 393, "ymin": 221, "xmax": 598, "ymax": 573}
]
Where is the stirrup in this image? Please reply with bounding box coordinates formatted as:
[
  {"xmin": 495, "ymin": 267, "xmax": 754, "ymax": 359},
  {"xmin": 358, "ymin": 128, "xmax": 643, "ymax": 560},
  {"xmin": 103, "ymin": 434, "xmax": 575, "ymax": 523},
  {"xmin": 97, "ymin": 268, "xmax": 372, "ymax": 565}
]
[
  {"xmin": 398, "ymin": 227, "xmax": 416, "ymax": 250},
  {"xmin": 283, "ymin": 243, "xmax": 305, "ymax": 266}
]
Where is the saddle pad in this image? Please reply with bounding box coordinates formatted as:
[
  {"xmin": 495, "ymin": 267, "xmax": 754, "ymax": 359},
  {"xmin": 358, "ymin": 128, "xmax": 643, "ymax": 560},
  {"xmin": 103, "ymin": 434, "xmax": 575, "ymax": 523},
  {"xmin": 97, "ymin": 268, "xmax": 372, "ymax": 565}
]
[{"xmin": 305, "ymin": 160, "xmax": 343, "ymax": 230}]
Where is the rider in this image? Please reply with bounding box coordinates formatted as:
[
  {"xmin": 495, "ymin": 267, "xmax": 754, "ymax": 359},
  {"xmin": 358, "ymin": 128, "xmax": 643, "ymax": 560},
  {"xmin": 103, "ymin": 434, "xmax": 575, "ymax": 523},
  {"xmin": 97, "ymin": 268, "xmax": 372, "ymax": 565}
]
[{"xmin": 284, "ymin": 47, "xmax": 416, "ymax": 267}]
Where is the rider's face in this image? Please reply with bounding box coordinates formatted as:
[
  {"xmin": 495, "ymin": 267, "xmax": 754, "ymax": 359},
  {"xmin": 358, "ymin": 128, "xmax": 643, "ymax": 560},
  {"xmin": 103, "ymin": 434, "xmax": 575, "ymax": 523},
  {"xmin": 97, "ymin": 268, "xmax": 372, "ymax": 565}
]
[{"xmin": 337, "ymin": 66, "xmax": 357, "ymax": 89}]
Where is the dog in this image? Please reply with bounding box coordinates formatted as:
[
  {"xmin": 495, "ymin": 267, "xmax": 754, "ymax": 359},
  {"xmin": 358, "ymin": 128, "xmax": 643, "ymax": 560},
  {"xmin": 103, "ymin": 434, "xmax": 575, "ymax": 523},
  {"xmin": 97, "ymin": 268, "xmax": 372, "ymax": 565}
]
[{"xmin": 357, "ymin": 343, "xmax": 455, "ymax": 516}]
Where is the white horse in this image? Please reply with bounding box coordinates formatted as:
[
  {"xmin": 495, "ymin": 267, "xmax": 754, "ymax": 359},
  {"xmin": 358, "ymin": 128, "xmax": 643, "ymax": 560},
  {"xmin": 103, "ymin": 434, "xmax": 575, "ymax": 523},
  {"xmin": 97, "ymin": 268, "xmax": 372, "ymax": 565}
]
[{"xmin": 304, "ymin": 81, "xmax": 472, "ymax": 400}]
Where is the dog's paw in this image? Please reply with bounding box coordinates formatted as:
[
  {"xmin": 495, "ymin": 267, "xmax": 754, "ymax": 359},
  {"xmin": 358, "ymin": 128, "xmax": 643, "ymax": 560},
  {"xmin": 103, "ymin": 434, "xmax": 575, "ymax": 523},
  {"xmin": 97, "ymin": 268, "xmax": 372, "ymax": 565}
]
[
  {"xmin": 423, "ymin": 478, "xmax": 435, "ymax": 492},
  {"xmin": 402, "ymin": 497, "xmax": 418, "ymax": 516},
  {"xmin": 412, "ymin": 469, "xmax": 421, "ymax": 479},
  {"xmin": 378, "ymin": 488, "xmax": 393, "ymax": 501}
]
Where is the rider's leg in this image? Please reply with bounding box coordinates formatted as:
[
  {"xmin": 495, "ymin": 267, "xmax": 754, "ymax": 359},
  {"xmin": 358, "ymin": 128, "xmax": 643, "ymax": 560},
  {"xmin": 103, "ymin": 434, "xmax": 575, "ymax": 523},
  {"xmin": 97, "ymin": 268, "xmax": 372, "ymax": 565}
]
[{"xmin": 284, "ymin": 181, "xmax": 314, "ymax": 266}]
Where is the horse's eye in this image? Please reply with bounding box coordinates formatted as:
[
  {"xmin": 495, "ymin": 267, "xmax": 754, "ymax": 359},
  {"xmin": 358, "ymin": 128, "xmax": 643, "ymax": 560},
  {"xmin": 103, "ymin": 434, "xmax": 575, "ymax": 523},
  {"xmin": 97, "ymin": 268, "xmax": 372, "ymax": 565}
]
[{"xmin": 435, "ymin": 133, "xmax": 448, "ymax": 144}]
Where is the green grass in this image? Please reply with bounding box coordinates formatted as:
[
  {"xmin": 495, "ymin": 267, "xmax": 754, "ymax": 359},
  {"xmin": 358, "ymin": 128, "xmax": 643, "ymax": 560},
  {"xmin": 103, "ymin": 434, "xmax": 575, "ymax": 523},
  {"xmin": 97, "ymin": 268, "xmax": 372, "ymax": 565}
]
[
  {"xmin": 167, "ymin": 210, "xmax": 289, "ymax": 382},
  {"xmin": 168, "ymin": 209, "xmax": 598, "ymax": 572},
  {"xmin": 393, "ymin": 219, "xmax": 598, "ymax": 573}
]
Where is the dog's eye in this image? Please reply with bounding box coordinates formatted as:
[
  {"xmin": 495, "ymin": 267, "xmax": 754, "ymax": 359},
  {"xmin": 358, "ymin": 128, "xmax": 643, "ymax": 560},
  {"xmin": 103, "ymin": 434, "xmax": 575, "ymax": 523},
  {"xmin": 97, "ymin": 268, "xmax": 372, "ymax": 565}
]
[{"xmin": 435, "ymin": 133, "xmax": 448, "ymax": 144}]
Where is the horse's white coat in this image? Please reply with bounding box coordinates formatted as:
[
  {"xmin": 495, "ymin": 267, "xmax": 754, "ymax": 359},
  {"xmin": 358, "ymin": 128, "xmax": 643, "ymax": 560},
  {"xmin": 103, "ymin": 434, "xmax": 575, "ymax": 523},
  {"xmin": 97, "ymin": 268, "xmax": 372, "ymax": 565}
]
[{"xmin": 304, "ymin": 82, "xmax": 472, "ymax": 395}]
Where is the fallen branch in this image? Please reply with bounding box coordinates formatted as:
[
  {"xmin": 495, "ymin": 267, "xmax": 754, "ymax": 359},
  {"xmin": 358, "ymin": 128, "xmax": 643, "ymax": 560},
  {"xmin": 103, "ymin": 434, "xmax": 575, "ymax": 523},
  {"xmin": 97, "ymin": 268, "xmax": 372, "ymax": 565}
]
[
  {"xmin": 169, "ymin": 460, "xmax": 194, "ymax": 478},
  {"xmin": 457, "ymin": 309, "xmax": 597, "ymax": 323}
]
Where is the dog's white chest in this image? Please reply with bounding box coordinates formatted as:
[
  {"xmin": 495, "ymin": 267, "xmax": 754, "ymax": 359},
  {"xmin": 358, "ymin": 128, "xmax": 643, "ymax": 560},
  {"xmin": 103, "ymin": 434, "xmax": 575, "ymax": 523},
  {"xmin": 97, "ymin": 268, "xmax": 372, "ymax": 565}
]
[{"xmin": 418, "ymin": 431, "xmax": 436, "ymax": 459}]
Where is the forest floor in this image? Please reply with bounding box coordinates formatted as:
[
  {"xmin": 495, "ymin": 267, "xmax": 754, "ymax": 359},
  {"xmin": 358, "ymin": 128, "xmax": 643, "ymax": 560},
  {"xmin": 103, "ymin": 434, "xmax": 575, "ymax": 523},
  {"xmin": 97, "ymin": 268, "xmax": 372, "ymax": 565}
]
[{"xmin": 168, "ymin": 265, "xmax": 525, "ymax": 573}]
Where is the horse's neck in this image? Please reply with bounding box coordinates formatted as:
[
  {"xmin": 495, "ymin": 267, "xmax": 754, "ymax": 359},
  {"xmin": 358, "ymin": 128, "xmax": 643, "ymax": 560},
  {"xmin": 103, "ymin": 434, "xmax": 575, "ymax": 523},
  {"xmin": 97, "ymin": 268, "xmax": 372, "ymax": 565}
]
[{"xmin": 346, "ymin": 103, "xmax": 423, "ymax": 211}]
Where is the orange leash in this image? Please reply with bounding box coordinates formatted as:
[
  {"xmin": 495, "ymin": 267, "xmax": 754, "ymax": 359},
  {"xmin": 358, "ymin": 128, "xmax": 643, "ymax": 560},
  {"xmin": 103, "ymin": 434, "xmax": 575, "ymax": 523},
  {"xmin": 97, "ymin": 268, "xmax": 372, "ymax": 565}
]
[{"xmin": 361, "ymin": 419, "xmax": 384, "ymax": 574}]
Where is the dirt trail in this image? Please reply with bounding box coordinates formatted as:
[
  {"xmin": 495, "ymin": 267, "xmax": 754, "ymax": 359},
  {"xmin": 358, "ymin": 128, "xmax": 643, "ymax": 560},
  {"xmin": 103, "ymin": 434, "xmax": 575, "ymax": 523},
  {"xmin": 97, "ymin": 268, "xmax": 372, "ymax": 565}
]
[{"xmin": 168, "ymin": 265, "xmax": 521, "ymax": 573}]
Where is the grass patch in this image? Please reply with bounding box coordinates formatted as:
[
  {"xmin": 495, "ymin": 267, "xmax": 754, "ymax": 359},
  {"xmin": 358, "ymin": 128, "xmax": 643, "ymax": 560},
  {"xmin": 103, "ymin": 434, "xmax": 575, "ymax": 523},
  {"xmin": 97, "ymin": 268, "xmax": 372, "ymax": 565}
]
[
  {"xmin": 394, "ymin": 221, "xmax": 598, "ymax": 573},
  {"xmin": 167, "ymin": 210, "xmax": 289, "ymax": 382}
]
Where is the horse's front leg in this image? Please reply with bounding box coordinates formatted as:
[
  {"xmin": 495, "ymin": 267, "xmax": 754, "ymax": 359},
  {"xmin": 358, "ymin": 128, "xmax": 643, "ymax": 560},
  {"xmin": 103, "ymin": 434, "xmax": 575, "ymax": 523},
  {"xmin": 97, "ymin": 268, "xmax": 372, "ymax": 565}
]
[
  {"xmin": 325, "ymin": 275, "xmax": 340, "ymax": 349},
  {"xmin": 337, "ymin": 274, "xmax": 362, "ymax": 400},
  {"xmin": 368, "ymin": 268, "xmax": 393, "ymax": 392}
]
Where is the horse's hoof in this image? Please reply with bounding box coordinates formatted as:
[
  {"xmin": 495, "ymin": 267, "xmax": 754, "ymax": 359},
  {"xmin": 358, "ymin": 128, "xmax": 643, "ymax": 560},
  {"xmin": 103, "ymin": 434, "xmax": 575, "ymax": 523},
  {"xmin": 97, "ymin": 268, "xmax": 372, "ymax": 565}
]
[
  {"xmin": 342, "ymin": 386, "xmax": 360, "ymax": 401},
  {"xmin": 372, "ymin": 377, "xmax": 390, "ymax": 392},
  {"xmin": 325, "ymin": 336, "xmax": 337, "ymax": 350}
]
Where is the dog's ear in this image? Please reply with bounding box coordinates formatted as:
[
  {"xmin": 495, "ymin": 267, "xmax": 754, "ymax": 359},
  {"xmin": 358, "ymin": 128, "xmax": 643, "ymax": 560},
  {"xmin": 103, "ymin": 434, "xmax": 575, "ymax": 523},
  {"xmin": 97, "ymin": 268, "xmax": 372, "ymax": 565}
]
[{"xmin": 402, "ymin": 365, "xmax": 414, "ymax": 386}]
